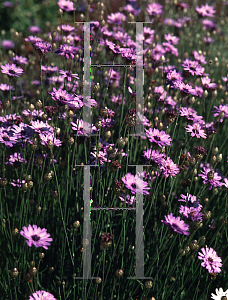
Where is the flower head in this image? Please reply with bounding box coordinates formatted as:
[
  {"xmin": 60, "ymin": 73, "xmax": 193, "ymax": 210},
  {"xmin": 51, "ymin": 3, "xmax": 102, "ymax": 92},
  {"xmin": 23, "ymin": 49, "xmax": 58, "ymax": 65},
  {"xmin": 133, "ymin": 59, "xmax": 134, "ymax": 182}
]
[
  {"xmin": 145, "ymin": 128, "xmax": 172, "ymax": 148},
  {"xmin": 20, "ymin": 224, "xmax": 53, "ymax": 250},
  {"xmin": 1, "ymin": 63, "xmax": 23, "ymax": 77},
  {"xmin": 161, "ymin": 213, "xmax": 190, "ymax": 235},
  {"xmin": 58, "ymin": 0, "xmax": 75, "ymax": 11},
  {"xmin": 211, "ymin": 287, "xmax": 228, "ymax": 300},
  {"xmin": 29, "ymin": 290, "xmax": 56, "ymax": 300},
  {"xmin": 199, "ymin": 167, "xmax": 224, "ymax": 190},
  {"xmin": 121, "ymin": 173, "xmax": 150, "ymax": 195},
  {"xmin": 198, "ymin": 246, "xmax": 222, "ymax": 274},
  {"xmin": 185, "ymin": 123, "xmax": 207, "ymax": 139}
]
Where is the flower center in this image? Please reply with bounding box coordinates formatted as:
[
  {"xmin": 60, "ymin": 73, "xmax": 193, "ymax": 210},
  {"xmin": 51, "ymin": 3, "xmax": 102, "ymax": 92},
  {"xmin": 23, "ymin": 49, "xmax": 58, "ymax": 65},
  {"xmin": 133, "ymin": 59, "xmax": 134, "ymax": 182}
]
[
  {"xmin": 31, "ymin": 234, "xmax": 40, "ymax": 242},
  {"xmin": 154, "ymin": 136, "xmax": 161, "ymax": 141},
  {"xmin": 131, "ymin": 183, "xmax": 136, "ymax": 189}
]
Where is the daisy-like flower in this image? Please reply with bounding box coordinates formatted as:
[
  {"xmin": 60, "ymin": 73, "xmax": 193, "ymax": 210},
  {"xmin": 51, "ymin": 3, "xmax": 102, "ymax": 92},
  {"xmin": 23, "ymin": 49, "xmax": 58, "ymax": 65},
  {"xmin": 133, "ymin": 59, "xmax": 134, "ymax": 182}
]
[
  {"xmin": 174, "ymin": 81, "xmax": 198, "ymax": 96},
  {"xmin": 195, "ymin": 4, "xmax": 216, "ymax": 18},
  {"xmin": 161, "ymin": 213, "xmax": 190, "ymax": 235},
  {"xmin": 201, "ymin": 77, "xmax": 217, "ymax": 89},
  {"xmin": 20, "ymin": 224, "xmax": 53, "ymax": 250},
  {"xmin": 185, "ymin": 123, "xmax": 207, "ymax": 139},
  {"xmin": 59, "ymin": 70, "xmax": 79, "ymax": 81},
  {"xmin": 121, "ymin": 173, "xmax": 150, "ymax": 195},
  {"xmin": 182, "ymin": 59, "xmax": 205, "ymax": 76},
  {"xmin": 146, "ymin": 3, "xmax": 163, "ymax": 16},
  {"xmin": 193, "ymin": 50, "xmax": 207, "ymax": 64},
  {"xmin": 58, "ymin": 0, "xmax": 75, "ymax": 11},
  {"xmin": 212, "ymin": 104, "xmax": 228, "ymax": 122},
  {"xmin": 211, "ymin": 287, "xmax": 228, "ymax": 300},
  {"xmin": 1, "ymin": 63, "xmax": 23, "ymax": 77},
  {"xmin": 143, "ymin": 148, "xmax": 166, "ymax": 164},
  {"xmin": 159, "ymin": 157, "xmax": 180, "ymax": 178},
  {"xmin": 198, "ymin": 167, "xmax": 224, "ymax": 190},
  {"xmin": 55, "ymin": 44, "xmax": 79, "ymax": 60},
  {"xmin": 198, "ymin": 247, "xmax": 222, "ymax": 274},
  {"xmin": 29, "ymin": 290, "xmax": 56, "ymax": 300},
  {"xmin": 145, "ymin": 128, "xmax": 172, "ymax": 148},
  {"xmin": 11, "ymin": 55, "xmax": 29, "ymax": 65}
]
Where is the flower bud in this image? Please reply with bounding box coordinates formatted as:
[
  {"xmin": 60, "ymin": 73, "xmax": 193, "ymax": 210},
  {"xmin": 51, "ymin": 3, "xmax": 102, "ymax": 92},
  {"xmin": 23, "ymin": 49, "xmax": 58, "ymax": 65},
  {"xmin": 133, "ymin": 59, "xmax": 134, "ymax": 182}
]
[
  {"xmin": 145, "ymin": 280, "xmax": 153, "ymax": 289},
  {"xmin": 10, "ymin": 268, "xmax": 19, "ymax": 278},
  {"xmin": 115, "ymin": 269, "xmax": 124, "ymax": 278}
]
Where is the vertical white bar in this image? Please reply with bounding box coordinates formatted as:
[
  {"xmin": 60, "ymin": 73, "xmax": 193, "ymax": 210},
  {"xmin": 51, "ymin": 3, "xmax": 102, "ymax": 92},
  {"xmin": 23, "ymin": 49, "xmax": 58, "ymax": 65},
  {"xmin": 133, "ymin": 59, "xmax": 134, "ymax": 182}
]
[
  {"xmin": 83, "ymin": 165, "xmax": 91, "ymax": 279},
  {"xmin": 135, "ymin": 165, "xmax": 144, "ymax": 278},
  {"xmin": 83, "ymin": 22, "xmax": 92, "ymax": 136},
  {"xmin": 136, "ymin": 22, "xmax": 144, "ymax": 137}
]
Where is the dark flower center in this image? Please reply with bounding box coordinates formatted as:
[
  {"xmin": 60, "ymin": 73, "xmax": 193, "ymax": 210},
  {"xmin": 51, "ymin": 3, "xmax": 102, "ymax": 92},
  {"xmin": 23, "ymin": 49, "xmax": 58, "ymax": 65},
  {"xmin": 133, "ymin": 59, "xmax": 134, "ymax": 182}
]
[
  {"xmin": 3, "ymin": 136, "xmax": 9, "ymax": 141},
  {"xmin": 171, "ymin": 224, "xmax": 180, "ymax": 230},
  {"xmin": 154, "ymin": 136, "xmax": 161, "ymax": 141},
  {"xmin": 131, "ymin": 183, "xmax": 136, "ymax": 189},
  {"xmin": 208, "ymin": 257, "xmax": 213, "ymax": 263},
  {"xmin": 31, "ymin": 234, "xmax": 40, "ymax": 242},
  {"xmin": 9, "ymin": 70, "xmax": 15, "ymax": 75}
]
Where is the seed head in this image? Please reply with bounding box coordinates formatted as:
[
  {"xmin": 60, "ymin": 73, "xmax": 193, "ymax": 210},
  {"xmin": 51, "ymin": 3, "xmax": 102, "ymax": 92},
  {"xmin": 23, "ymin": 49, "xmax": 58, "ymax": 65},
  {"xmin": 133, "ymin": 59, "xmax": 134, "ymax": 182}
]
[{"xmin": 10, "ymin": 268, "xmax": 19, "ymax": 278}]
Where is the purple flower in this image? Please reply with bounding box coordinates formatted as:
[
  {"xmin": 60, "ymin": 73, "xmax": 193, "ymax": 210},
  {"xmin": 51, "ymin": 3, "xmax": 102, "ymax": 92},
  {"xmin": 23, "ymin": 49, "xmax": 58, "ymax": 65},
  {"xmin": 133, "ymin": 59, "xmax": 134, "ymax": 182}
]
[
  {"xmin": 11, "ymin": 55, "xmax": 28, "ymax": 65},
  {"xmin": 0, "ymin": 83, "xmax": 14, "ymax": 92},
  {"xmin": 58, "ymin": 0, "xmax": 75, "ymax": 11},
  {"xmin": 185, "ymin": 123, "xmax": 207, "ymax": 139},
  {"xmin": 159, "ymin": 157, "xmax": 180, "ymax": 178},
  {"xmin": 145, "ymin": 128, "xmax": 172, "ymax": 148},
  {"xmin": 196, "ymin": 4, "xmax": 216, "ymax": 18},
  {"xmin": 198, "ymin": 247, "xmax": 222, "ymax": 274},
  {"xmin": 61, "ymin": 24, "xmax": 75, "ymax": 33},
  {"xmin": 121, "ymin": 173, "xmax": 150, "ymax": 195},
  {"xmin": 199, "ymin": 167, "xmax": 224, "ymax": 190},
  {"xmin": 39, "ymin": 132, "xmax": 62, "ymax": 148},
  {"xmin": 164, "ymin": 33, "xmax": 179, "ymax": 45},
  {"xmin": 20, "ymin": 224, "xmax": 53, "ymax": 250},
  {"xmin": 3, "ymin": 1, "xmax": 14, "ymax": 7},
  {"xmin": 71, "ymin": 119, "xmax": 97, "ymax": 137},
  {"xmin": 107, "ymin": 12, "xmax": 126, "ymax": 25},
  {"xmin": 29, "ymin": 290, "xmax": 56, "ymax": 300},
  {"xmin": 174, "ymin": 81, "xmax": 198, "ymax": 96},
  {"xmin": 55, "ymin": 44, "xmax": 79, "ymax": 60},
  {"xmin": 201, "ymin": 77, "xmax": 217, "ymax": 89},
  {"xmin": 0, "ymin": 129, "xmax": 18, "ymax": 147},
  {"xmin": 24, "ymin": 35, "xmax": 42, "ymax": 44},
  {"xmin": 202, "ymin": 19, "xmax": 217, "ymax": 31},
  {"xmin": 179, "ymin": 206, "xmax": 203, "ymax": 222},
  {"xmin": 182, "ymin": 59, "xmax": 205, "ymax": 76},
  {"xmin": 1, "ymin": 40, "xmax": 15, "ymax": 50},
  {"xmin": 193, "ymin": 51, "xmax": 207, "ymax": 64},
  {"xmin": 146, "ymin": 3, "xmax": 163, "ymax": 16},
  {"xmin": 1, "ymin": 63, "xmax": 23, "ymax": 77},
  {"xmin": 5, "ymin": 152, "xmax": 26, "ymax": 167},
  {"xmin": 59, "ymin": 70, "xmax": 79, "ymax": 81},
  {"xmin": 119, "ymin": 194, "xmax": 136, "ymax": 205},
  {"xmin": 161, "ymin": 213, "xmax": 190, "ymax": 235},
  {"xmin": 34, "ymin": 41, "xmax": 52, "ymax": 56},
  {"xmin": 29, "ymin": 26, "xmax": 42, "ymax": 34},
  {"xmin": 212, "ymin": 104, "xmax": 228, "ymax": 122},
  {"xmin": 49, "ymin": 87, "xmax": 74, "ymax": 107}
]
